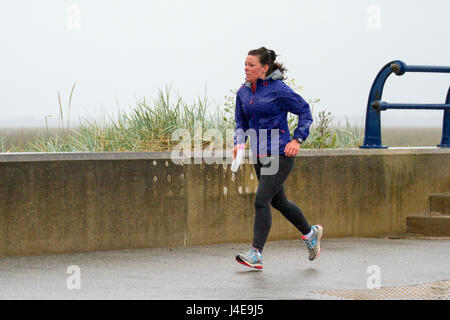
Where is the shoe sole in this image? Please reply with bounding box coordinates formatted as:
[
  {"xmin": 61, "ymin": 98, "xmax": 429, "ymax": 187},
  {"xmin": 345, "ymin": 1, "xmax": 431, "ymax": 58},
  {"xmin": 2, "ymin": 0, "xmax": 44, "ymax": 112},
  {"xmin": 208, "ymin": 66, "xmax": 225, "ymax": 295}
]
[
  {"xmin": 309, "ymin": 224, "xmax": 323, "ymax": 261},
  {"xmin": 235, "ymin": 255, "xmax": 263, "ymax": 270}
]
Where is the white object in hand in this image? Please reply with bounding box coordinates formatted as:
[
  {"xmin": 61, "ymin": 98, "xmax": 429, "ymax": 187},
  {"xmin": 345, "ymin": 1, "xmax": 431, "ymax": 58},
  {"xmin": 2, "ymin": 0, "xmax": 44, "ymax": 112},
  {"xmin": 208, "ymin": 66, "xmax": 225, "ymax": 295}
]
[{"xmin": 231, "ymin": 144, "xmax": 245, "ymax": 172}]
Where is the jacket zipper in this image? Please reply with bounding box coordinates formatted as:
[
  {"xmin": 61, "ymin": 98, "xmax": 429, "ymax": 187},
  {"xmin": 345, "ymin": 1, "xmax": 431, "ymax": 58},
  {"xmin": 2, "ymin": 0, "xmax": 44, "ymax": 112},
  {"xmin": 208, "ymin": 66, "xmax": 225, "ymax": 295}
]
[{"xmin": 249, "ymin": 84, "xmax": 259, "ymax": 155}]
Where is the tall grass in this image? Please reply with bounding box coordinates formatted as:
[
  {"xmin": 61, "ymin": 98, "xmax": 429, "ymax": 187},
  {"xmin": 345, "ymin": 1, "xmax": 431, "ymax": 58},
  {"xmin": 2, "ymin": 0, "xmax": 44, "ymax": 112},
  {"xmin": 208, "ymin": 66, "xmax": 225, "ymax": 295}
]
[{"xmin": 0, "ymin": 81, "xmax": 364, "ymax": 152}]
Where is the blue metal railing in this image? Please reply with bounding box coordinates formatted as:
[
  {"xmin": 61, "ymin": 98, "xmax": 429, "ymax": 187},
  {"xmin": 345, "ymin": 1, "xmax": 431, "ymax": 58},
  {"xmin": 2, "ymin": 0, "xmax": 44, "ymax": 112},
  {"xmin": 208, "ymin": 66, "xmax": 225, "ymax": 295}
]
[{"xmin": 359, "ymin": 60, "xmax": 450, "ymax": 149}]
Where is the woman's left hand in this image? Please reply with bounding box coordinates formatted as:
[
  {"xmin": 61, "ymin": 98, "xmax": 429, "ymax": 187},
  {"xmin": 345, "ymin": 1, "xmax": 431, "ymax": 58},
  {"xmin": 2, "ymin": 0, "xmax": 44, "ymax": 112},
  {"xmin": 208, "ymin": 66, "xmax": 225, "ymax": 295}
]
[{"xmin": 284, "ymin": 140, "xmax": 301, "ymax": 157}]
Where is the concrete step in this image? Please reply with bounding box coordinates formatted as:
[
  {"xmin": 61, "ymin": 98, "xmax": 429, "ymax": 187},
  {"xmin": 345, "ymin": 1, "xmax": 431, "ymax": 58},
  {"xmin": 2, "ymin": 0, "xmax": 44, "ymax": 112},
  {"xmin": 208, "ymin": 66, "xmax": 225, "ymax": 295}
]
[
  {"xmin": 407, "ymin": 215, "xmax": 450, "ymax": 237},
  {"xmin": 429, "ymin": 192, "xmax": 450, "ymax": 215},
  {"xmin": 385, "ymin": 232, "xmax": 450, "ymax": 240}
]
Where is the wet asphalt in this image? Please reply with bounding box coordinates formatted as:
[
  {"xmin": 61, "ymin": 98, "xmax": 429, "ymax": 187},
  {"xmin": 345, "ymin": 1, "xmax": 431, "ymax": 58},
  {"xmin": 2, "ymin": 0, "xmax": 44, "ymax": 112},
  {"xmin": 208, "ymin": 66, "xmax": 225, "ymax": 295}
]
[{"xmin": 0, "ymin": 237, "xmax": 448, "ymax": 299}]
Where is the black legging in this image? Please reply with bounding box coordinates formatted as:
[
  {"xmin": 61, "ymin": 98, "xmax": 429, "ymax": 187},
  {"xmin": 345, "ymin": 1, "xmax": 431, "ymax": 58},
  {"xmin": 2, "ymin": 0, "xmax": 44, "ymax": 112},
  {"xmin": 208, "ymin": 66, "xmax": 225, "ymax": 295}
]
[{"xmin": 252, "ymin": 154, "xmax": 311, "ymax": 252}]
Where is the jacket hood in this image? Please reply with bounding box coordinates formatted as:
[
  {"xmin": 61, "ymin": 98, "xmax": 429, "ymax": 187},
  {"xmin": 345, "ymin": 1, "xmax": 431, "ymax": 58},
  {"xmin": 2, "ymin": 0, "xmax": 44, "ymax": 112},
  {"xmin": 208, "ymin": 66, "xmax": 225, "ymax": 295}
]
[{"xmin": 244, "ymin": 69, "xmax": 285, "ymax": 88}]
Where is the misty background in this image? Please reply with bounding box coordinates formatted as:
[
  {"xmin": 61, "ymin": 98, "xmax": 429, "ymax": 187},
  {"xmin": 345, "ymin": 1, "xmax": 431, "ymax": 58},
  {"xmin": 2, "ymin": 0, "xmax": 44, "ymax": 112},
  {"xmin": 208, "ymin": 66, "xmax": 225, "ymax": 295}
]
[{"xmin": 0, "ymin": 0, "xmax": 449, "ymax": 129}]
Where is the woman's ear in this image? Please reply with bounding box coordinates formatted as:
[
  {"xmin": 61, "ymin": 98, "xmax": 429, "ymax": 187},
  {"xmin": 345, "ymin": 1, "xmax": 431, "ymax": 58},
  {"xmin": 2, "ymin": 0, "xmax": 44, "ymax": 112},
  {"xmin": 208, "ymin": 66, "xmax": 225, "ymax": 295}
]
[{"xmin": 261, "ymin": 64, "xmax": 269, "ymax": 78}]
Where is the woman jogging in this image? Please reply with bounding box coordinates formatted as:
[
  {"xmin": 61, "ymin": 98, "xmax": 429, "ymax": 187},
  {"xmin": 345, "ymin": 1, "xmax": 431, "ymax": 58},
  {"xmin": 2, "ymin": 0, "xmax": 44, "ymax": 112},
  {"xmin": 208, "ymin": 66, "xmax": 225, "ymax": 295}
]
[{"xmin": 233, "ymin": 47, "xmax": 323, "ymax": 270}]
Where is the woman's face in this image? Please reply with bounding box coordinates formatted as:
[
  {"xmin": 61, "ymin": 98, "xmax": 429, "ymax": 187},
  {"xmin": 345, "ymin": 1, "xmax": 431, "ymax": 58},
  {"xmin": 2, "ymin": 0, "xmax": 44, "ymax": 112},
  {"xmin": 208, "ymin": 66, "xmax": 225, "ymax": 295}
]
[{"xmin": 245, "ymin": 55, "xmax": 269, "ymax": 84}]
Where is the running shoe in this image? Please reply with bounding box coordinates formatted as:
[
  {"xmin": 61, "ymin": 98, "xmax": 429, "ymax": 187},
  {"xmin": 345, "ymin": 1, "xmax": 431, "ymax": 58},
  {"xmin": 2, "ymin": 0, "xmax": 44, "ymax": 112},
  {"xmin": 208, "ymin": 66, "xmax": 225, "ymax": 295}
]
[
  {"xmin": 302, "ymin": 225, "xmax": 323, "ymax": 261},
  {"xmin": 235, "ymin": 246, "xmax": 263, "ymax": 269}
]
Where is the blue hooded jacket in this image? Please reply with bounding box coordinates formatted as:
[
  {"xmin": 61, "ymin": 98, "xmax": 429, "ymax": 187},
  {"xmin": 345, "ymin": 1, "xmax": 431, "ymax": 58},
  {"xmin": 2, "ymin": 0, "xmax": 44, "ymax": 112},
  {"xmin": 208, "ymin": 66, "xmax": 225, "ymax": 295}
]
[{"xmin": 233, "ymin": 69, "xmax": 313, "ymax": 156}]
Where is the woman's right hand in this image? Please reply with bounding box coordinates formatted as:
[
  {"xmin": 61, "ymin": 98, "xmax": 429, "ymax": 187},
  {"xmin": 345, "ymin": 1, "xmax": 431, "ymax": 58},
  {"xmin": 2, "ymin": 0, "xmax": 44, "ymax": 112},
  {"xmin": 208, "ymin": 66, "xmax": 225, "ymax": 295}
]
[
  {"xmin": 232, "ymin": 144, "xmax": 244, "ymax": 159},
  {"xmin": 232, "ymin": 145, "xmax": 238, "ymax": 159}
]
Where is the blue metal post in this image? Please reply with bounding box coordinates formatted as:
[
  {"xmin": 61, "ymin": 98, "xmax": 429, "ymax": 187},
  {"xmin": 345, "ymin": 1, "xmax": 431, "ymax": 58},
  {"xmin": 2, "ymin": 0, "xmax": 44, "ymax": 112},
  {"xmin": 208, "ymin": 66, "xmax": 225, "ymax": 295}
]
[
  {"xmin": 359, "ymin": 61, "xmax": 400, "ymax": 149},
  {"xmin": 437, "ymin": 86, "xmax": 450, "ymax": 148},
  {"xmin": 372, "ymin": 102, "xmax": 450, "ymax": 111},
  {"xmin": 391, "ymin": 61, "xmax": 450, "ymax": 75},
  {"xmin": 360, "ymin": 60, "xmax": 450, "ymax": 149}
]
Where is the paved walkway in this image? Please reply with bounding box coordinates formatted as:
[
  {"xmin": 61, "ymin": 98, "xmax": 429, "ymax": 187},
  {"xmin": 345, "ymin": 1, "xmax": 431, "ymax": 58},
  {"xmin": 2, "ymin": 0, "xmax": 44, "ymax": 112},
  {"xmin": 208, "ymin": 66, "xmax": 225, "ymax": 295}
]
[{"xmin": 0, "ymin": 237, "xmax": 449, "ymax": 299}]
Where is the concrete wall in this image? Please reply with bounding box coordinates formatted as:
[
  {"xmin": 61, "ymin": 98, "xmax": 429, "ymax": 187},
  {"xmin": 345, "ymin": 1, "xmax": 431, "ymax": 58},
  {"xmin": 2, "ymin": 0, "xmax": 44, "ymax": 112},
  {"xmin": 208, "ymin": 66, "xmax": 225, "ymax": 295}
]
[{"xmin": 0, "ymin": 148, "xmax": 449, "ymax": 257}]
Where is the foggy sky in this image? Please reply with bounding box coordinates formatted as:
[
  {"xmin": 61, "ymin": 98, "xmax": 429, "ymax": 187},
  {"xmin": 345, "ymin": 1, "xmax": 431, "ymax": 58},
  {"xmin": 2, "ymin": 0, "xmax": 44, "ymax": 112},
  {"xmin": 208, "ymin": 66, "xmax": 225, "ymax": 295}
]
[{"xmin": 0, "ymin": 0, "xmax": 449, "ymax": 128}]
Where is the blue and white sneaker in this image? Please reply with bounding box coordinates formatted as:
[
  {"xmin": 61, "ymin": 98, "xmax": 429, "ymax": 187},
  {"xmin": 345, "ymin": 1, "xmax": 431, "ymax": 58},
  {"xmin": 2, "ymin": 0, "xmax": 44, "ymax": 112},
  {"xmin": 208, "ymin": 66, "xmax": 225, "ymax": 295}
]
[
  {"xmin": 236, "ymin": 246, "xmax": 263, "ymax": 269},
  {"xmin": 302, "ymin": 225, "xmax": 323, "ymax": 261}
]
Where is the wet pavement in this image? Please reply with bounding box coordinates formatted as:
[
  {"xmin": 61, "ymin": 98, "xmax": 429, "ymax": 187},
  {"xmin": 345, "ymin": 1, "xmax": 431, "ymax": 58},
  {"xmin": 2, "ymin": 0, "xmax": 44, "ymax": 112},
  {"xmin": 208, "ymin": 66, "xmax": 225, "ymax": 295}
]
[{"xmin": 0, "ymin": 237, "xmax": 449, "ymax": 299}]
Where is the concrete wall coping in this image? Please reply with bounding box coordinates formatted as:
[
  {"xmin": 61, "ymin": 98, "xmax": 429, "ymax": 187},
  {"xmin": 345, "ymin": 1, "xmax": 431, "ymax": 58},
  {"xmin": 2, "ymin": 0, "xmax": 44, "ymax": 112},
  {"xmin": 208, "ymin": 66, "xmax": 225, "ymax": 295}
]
[{"xmin": 0, "ymin": 147, "xmax": 449, "ymax": 163}]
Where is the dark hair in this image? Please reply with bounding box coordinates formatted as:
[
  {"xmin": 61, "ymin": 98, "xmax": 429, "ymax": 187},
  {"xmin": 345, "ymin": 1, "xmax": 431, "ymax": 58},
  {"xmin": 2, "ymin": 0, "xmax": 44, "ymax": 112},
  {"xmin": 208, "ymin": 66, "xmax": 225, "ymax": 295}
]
[{"xmin": 248, "ymin": 47, "xmax": 287, "ymax": 77}]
